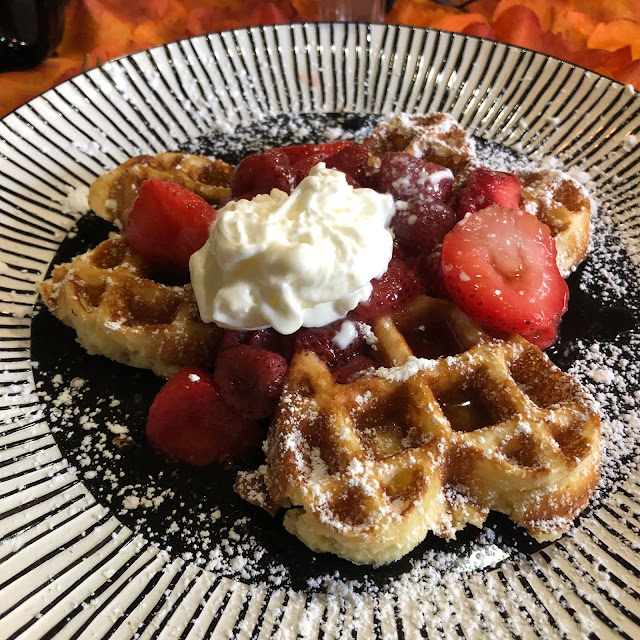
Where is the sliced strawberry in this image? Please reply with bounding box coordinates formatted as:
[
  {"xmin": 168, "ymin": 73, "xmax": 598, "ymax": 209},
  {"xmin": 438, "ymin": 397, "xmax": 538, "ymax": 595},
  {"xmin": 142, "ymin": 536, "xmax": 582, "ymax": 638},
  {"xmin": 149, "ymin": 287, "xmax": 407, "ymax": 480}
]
[
  {"xmin": 331, "ymin": 355, "xmax": 376, "ymax": 384},
  {"xmin": 146, "ymin": 367, "xmax": 262, "ymax": 466},
  {"xmin": 392, "ymin": 196, "xmax": 457, "ymax": 255},
  {"xmin": 294, "ymin": 320, "xmax": 365, "ymax": 367},
  {"xmin": 279, "ymin": 140, "xmax": 351, "ymax": 165},
  {"xmin": 351, "ymin": 257, "xmax": 424, "ymax": 320},
  {"xmin": 441, "ymin": 205, "xmax": 568, "ymax": 348},
  {"xmin": 231, "ymin": 148, "xmax": 295, "ymax": 197},
  {"xmin": 214, "ymin": 345, "xmax": 288, "ymax": 420},
  {"xmin": 376, "ymin": 152, "xmax": 453, "ymax": 203},
  {"xmin": 455, "ymin": 168, "xmax": 521, "ymax": 218},
  {"xmin": 125, "ymin": 180, "xmax": 216, "ymax": 278}
]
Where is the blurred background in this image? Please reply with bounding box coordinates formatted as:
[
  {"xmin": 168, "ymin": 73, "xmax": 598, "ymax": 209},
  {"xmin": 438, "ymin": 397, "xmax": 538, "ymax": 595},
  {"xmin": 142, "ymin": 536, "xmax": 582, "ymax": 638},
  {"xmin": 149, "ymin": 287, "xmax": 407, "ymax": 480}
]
[{"xmin": 1, "ymin": 0, "xmax": 639, "ymax": 117}]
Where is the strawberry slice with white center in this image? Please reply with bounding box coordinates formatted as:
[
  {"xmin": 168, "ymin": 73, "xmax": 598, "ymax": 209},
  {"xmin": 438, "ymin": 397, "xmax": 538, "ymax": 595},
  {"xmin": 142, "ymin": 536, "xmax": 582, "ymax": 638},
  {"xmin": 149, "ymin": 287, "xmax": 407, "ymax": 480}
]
[{"xmin": 441, "ymin": 205, "xmax": 568, "ymax": 348}]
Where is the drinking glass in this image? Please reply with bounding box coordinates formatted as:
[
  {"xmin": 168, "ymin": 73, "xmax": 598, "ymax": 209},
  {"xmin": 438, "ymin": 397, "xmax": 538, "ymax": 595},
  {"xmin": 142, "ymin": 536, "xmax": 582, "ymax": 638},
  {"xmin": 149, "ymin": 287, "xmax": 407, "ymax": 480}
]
[{"xmin": 0, "ymin": 0, "xmax": 68, "ymax": 72}]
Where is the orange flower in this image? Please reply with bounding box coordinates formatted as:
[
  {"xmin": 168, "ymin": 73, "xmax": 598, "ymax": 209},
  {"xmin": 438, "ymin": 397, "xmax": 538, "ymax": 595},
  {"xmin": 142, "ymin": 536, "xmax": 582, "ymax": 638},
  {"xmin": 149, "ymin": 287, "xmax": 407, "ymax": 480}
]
[
  {"xmin": 3, "ymin": 0, "xmax": 640, "ymax": 118},
  {"xmin": 186, "ymin": 0, "xmax": 297, "ymax": 35},
  {"xmin": 588, "ymin": 20, "xmax": 640, "ymax": 59},
  {"xmin": 493, "ymin": 0, "xmax": 553, "ymax": 30}
]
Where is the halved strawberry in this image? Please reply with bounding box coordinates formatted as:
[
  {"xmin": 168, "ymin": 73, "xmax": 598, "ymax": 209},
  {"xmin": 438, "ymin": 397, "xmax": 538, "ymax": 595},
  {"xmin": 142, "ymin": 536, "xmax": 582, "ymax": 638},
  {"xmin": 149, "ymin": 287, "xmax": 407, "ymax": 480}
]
[
  {"xmin": 214, "ymin": 345, "xmax": 288, "ymax": 420},
  {"xmin": 455, "ymin": 168, "xmax": 521, "ymax": 218},
  {"xmin": 351, "ymin": 257, "xmax": 424, "ymax": 320},
  {"xmin": 146, "ymin": 367, "xmax": 262, "ymax": 466},
  {"xmin": 125, "ymin": 180, "xmax": 216, "ymax": 278},
  {"xmin": 441, "ymin": 205, "xmax": 568, "ymax": 348}
]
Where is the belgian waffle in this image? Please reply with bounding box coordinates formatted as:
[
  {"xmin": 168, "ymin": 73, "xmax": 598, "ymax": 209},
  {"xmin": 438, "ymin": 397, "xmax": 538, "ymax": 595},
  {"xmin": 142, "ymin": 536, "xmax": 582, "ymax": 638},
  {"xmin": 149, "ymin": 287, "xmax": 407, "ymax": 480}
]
[
  {"xmin": 237, "ymin": 296, "xmax": 601, "ymax": 566},
  {"xmin": 38, "ymin": 235, "xmax": 222, "ymax": 378},
  {"xmin": 88, "ymin": 152, "xmax": 234, "ymax": 228},
  {"xmin": 363, "ymin": 112, "xmax": 593, "ymax": 275},
  {"xmin": 519, "ymin": 168, "xmax": 593, "ymax": 276},
  {"xmin": 363, "ymin": 112, "xmax": 476, "ymax": 176}
]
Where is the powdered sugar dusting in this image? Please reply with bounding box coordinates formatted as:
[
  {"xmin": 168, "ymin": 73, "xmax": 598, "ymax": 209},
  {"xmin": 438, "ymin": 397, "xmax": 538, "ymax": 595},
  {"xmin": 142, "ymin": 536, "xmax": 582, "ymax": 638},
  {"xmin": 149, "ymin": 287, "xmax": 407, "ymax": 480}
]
[{"xmin": 20, "ymin": 113, "xmax": 640, "ymax": 629}]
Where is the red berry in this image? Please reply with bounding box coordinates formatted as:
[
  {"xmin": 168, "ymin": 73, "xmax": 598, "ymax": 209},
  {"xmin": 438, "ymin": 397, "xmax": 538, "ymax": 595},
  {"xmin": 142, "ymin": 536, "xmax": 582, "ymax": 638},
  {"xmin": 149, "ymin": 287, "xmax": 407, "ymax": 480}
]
[
  {"xmin": 292, "ymin": 153, "xmax": 330, "ymax": 184},
  {"xmin": 279, "ymin": 140, "xmax": 352, "ymax": 164},
  {"xmin": 376, "ymin": 152, "xmax": 453, "ymax": 202},
  {"xmin": 331, "ymin": 355, "xmax": 376, "ymax": 384},
  {"xmin": 351, "ymin": 257, "xmax": 424, "ymax": 320},
  {"xmin": 146, "ymin": 367, "xmax": 262, "ymax": 466},
  {"xmin": 520, "ymin": 323, "xmax": 559, "ymax": 351},
  {"xmin": 441, "ymin": 205, "xmax": 568, "ymax": 348},
  {"xmin": 455, "ymin": 168, "xmax": 521, "ymax": 218},
  {"xmin": 231, "ymin": 149, "xmax": 295, "ymax": 197},
  {"xmin": 220, "ymin": 329, "xmax": 249, "ymax": 350},
  {"xmin": 245, "ymin": 329, "xmax": 295, "ymax": 362},
  {"xmin": 325, "ymin": 144, "xmax": 370, "ymax": 185},
  {"xmin": 415, "ymin": 245, "xmax": 449, "ymax": 299},
  {"xmin": 294, "ymin": 320, "xmax": 365, "ymax": 367},
  {"xmin": 214, "ymin": 345, "xmax": 288, "ymax": 420},
  {"xmin": 125, "ymin": 180, "xmax": 215, "ymax": 278},
  {"xmin": 220, "ymin": 328, "xmax": 295, "ymax": 361},
  {"xmin": 392, "ymin": 196, "xmax": 457, "ymax": 255}
]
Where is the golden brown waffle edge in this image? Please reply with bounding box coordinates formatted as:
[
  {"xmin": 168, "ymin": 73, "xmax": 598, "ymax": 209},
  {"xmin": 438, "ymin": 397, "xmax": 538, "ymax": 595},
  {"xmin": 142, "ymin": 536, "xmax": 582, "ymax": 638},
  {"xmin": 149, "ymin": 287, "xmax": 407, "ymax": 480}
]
[
  {"xmin": 236, "ymin": 296, "xmax": 601, "ymax": 566},
  {"xmin": 88, "ymin": 152, "xmax": 234, "ymax": 228},
  {"xmin": 37, "ymin": 235, "xmax": 222, "ymax": 378}
]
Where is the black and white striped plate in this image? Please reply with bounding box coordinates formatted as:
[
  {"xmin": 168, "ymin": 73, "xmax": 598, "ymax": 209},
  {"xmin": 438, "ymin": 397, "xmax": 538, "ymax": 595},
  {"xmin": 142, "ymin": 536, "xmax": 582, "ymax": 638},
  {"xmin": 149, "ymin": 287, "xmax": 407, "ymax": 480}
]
[{"xmin": 1, "ymin": 23, "xmax": 640, "ymax": 639}]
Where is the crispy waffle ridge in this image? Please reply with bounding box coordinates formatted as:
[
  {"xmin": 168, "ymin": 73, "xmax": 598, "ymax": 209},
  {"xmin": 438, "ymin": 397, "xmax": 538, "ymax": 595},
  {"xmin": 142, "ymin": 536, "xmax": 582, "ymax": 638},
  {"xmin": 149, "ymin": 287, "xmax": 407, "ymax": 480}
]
[
  {"xmin": 519, "ymin": 168, "xmax": 593, "ymax": 276},
  {"xmin": 236, "ymin": 296, "xmax": 601, "ymax": 566},
  {"xmin": 38, "ymin": 235, "xmax": 221, "ymax": 378},
  {"xmin": 363, "ymin": 112, "xmax": 593, "ymax": 275},
  {"xmin": 88, "ymin": 152, "xmax": 234, "ymax": 228}
]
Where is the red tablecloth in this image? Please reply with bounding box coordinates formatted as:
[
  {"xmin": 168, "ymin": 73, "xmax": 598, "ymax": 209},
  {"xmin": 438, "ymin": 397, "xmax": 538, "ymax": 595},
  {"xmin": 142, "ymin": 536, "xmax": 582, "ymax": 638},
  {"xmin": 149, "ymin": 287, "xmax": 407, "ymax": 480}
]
[{"xmin": 1, "ymin": 0, "xmax": 637, "ymax": 118}]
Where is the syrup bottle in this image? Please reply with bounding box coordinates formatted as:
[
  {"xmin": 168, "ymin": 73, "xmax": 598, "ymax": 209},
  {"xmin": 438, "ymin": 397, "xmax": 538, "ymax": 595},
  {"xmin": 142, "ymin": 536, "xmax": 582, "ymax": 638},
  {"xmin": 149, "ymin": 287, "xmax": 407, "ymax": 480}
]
[{"xmin": 0, "ymin": 0, "xmax": 68, "ymax": 72}]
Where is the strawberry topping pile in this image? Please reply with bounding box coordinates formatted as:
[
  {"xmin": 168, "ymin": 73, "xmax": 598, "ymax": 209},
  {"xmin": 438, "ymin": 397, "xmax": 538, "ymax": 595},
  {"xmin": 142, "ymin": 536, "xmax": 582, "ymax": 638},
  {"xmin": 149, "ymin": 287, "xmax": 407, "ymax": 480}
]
[{"xmin": 125, "ymin": 138, "xmax": 571, "ymax": 466}]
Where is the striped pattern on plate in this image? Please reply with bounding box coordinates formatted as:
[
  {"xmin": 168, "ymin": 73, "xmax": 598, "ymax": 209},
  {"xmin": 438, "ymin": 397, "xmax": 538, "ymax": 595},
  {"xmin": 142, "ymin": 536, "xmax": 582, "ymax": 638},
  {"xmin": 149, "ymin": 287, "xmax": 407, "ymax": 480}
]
[{"xmin": 1, "ymin": 23, "xmax": 639, "ymax": 639}]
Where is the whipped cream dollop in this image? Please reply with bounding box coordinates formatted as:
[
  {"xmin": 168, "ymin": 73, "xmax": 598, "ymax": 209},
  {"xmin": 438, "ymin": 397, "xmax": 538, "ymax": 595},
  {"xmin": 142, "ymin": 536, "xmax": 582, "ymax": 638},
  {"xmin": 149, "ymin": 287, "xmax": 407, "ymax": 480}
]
[{"xmin": 190, "ymin": 164, "xmax": 395, "ymax": 334}]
